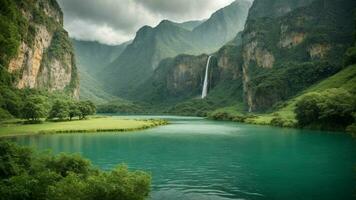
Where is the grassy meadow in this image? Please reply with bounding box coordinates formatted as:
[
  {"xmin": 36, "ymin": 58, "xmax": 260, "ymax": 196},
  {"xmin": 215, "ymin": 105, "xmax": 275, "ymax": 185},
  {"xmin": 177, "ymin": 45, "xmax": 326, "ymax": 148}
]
[{"xmin": 0, "ymin": 117, "xmax": 167, "ymax": 137}]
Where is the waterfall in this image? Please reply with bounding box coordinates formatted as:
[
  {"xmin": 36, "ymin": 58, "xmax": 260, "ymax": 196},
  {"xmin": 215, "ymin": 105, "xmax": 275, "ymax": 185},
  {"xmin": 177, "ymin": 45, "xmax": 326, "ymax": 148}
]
[{"xmin": 201, "ymin": 56, "xmax": 212, "ymax": 99}]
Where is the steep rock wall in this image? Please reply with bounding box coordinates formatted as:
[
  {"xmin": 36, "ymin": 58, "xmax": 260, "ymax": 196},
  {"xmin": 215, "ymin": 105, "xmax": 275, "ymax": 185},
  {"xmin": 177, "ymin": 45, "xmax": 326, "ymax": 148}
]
[
  {"xmin": 5, "ymin": 0, "xmax": 79, "ymax": 98},
  {"xmin": 240, "ymin": 0, "xmax": 355, "ymax": 111}
]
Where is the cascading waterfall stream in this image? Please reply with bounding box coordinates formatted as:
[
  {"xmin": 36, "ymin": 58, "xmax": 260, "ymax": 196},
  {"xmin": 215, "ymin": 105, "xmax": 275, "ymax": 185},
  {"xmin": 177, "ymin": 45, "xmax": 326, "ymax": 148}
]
[{"xmin": 201, "ymin": 56, "xmax": 212, "ymax": 99}]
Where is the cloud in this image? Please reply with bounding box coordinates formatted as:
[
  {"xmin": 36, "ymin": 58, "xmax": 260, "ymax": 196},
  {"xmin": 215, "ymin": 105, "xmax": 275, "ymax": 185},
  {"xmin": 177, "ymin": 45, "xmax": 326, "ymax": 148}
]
[{"xmin": 57, "ymin": 0, "xmax": 235, "ymax": 45}]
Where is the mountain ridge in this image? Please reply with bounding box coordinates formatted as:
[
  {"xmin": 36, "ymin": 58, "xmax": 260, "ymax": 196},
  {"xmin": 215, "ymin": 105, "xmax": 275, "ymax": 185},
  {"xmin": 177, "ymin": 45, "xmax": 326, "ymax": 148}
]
[{"xmin": 99, "ymin": 0, "xmax": 252, "ymax": 97}]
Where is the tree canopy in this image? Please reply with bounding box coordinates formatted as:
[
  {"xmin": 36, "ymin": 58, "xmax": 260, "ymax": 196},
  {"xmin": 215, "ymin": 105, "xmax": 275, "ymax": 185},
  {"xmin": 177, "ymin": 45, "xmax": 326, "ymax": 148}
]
[{"xmin": 0, "ymin": 141, "xmax": 151, "ymax": 200}]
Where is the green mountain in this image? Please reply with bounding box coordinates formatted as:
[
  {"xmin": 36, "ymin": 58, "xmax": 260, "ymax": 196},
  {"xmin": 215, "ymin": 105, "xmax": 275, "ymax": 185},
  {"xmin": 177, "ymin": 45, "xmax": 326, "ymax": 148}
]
[
  {"xmin": 99, "ymin": 0, "xmax": 252, "ymax": 97},
  {"xmin": 130, "ymin": 0, "xmax": 356, "ymax": 119},
  {"xmin": 192, "ymin": 0, "xmax": 251, "ymax": 51},
  {"xmin": 240, "ymin": 0, "xmax": 355, "ymax": 112},
  {"xmin": 247, "ymin": 0, "xmax": 316, "ymax": 19},
  {"xmin": 72, "ymin": 39, "xmax": 129, "ymax": 103},
  {"xmin": 174, "ymin": 20, "xmax": 204, "ymax": 31}
]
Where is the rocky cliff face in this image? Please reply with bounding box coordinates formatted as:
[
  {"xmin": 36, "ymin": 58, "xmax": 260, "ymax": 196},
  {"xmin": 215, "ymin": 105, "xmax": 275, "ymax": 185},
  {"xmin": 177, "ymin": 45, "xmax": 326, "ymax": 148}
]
[
  {"xmin": 5, "ymin": 0, "xmax": 79, "ymax": 98},
  {"xmin": 131, "ymin": 40, "xmax": 244, "ymax": 104},
  {"xmin": 240, "ymin": 0, "xmax": 355, "ymax": 111}
]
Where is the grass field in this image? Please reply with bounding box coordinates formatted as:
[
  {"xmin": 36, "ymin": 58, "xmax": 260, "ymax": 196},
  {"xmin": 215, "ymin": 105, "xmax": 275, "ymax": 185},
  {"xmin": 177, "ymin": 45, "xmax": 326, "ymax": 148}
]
[{"xmin": 0, "ymin": 117, "xmax": 167, "ymax": 137}]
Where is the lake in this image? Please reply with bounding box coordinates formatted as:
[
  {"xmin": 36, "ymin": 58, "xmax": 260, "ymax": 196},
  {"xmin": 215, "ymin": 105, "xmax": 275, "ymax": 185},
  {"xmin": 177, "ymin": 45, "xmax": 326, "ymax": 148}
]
[{"xmin": 13, "ymin": 116, "xmax": 356, "ymax": 200}]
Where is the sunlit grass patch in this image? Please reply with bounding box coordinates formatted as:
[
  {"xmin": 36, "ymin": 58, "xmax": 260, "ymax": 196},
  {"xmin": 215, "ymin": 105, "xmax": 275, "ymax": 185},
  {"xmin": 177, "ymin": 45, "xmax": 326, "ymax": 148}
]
[{"xmin": 0, "ymin": 117, "xmax": 167, "ymax": 137}]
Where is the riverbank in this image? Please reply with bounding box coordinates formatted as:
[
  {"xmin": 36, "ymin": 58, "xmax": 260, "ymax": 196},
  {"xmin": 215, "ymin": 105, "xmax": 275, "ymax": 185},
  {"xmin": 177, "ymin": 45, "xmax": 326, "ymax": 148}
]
[{"xmin": 0, "ymin": 117, "xmax": 168, "ymax": 138}]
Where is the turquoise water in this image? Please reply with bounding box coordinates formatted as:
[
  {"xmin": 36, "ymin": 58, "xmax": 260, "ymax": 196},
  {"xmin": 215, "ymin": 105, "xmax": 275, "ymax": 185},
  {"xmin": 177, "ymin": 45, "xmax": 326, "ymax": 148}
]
[{"xmin": 13, "ymin": 116, "xmax": 356, "ymax": 200}]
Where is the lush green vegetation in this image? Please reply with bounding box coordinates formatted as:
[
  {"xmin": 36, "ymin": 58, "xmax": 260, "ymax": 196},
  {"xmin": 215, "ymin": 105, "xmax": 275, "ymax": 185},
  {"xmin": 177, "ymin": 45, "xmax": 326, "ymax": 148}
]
[
  {"xmin": 295, "ymin": 88, "xmax": 355, "ymax": 130},
  {"xmin": 0, "ymin": 88, "xmax": 96, "ymax": 122},
  {"xmin": 0, "ymin": 117, "xmax": 167, "ymax": 136},
  {"xmin": 251, "ymin": 61, "xmax": 342, "ymax": 111},
  {"xmin": 0, "ymin": 141, "xmax": 151, "ymax": 200},
  {"xmin": 0, "ymin": 0, "xmax": 25, "ymax": 67}
]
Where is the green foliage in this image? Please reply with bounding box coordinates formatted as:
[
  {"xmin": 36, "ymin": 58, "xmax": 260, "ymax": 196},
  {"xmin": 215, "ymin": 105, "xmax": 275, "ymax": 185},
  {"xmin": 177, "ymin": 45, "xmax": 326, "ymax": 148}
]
[
  {"xmin": 44, "ymin": 153, "xmax": 92, "ymax": 177},
  {"xmin": 0, "ymin": 141, "xmax": 151, "ymax": 200},
  {"xmin": 252, "ymin": 61, "xmax": 342, "ymax": 111},
  {"xmin": 0, "ymin": 86, "xmax": 22, "ymax": 118},
  {"xmin": 48, "ymin": 30, "xmax": 73, "ymax": 61},
  {"xmin": 270, "ymin": 115, "xmax": 297, "ymax": 128},
  {"xmin": 22, "ymin": 95, "xmax": 49, "ymax": 122},
  {"xmin": 78, "ymin": 101, "xmax": 96, "ymax": 119},
  {"xmin": 0, "ymin": 142, "xmax": 32, "ymax": 179},
  {"xmin": 344, "ymin": 47, "xmax": 356, "ymax": 66},
  {"xmin": 68, "ymin": 102, "xmax": 81, "ymax": 120},
  {"xmin": 295, "ymin": 88, "xmax": 356, "ymax": 130},
  {"xmin": 0, "ymin": 0, "xmax": 22, "ymax": 66},
  {"xmin": 48, "ymin": 100, "xmax": 70, "ymax": 120}
]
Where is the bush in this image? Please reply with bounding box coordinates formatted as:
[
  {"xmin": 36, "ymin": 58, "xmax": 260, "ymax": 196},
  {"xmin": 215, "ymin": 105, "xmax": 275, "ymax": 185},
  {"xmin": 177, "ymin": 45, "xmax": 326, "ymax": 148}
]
[
  {"xmin": 0, "ymin": 141, "xmax": 151, "ymax": 200},
  {"xmin": 295, "ymin": 92, "xmax": 323, "ymax": 127},
  {"xmin": 295, "ymin": 88, "xmax": 356, "ymax": 130},
  {"xmin": 270, "ymin": 117, "xmax": 296, "ymax": 128}
]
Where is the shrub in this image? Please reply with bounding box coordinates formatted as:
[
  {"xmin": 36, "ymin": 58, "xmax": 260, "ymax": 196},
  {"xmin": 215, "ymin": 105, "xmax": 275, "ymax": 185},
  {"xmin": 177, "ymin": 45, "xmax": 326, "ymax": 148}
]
[
  {"xmin": 0, "ymin": 141, "xmax": 151, "ymax": 200},
  {"xmin": 271, "ymin": 117, "xmax": 296, "ymax": 128},
  {"xmin": 295, "ymin": 88, "xmax": 356, "ymax": 130}
]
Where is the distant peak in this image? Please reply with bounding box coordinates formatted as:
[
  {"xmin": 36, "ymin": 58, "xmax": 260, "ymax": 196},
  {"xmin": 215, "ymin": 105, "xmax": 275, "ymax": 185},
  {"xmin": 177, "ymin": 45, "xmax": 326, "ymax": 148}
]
[{"xmin": 157, "ymin": 20, "xmax": 175, "ymax": 27}]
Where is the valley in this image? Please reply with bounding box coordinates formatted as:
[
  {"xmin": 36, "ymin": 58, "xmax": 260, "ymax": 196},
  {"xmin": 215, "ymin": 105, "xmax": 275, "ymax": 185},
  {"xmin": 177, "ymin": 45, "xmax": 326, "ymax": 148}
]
[{"xmin": 1, "ymin": 0, "xmax": 356, "ymax": 199}]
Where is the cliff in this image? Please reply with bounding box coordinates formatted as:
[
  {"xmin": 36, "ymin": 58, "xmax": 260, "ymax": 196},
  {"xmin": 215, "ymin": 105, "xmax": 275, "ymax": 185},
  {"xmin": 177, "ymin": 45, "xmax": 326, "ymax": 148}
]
[
  {"xmin": 240, "ymin": 0, "xmax": 355, "ymax": 111},
  {"xmin": 130, "ymin": 38, "xmax": 244, "ymax": 106},
  {"xmin": 0, "ymin": 0, "xmax": 79, "ymax": 98}
]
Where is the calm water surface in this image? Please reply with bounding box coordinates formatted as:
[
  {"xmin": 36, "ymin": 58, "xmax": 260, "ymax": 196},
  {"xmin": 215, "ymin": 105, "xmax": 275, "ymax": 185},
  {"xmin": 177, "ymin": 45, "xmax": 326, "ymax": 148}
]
[{"xmin": 14, "ymin": 116, "xmax": 356, "ymax": 200}]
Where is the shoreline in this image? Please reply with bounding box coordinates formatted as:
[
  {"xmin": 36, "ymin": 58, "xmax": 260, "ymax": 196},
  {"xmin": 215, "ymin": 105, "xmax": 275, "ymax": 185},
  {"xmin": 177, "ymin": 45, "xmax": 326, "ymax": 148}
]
[{"xmin": 0, "ymin": 118, "xmax": 168, "ymax": 138}]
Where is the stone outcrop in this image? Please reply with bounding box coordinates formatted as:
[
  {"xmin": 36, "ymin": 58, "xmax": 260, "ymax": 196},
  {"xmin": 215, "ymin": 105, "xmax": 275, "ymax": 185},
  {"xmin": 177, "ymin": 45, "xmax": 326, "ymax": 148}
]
[{"xmin": 6, "ymin": 0, "xmax": 79, "ymax": 98}]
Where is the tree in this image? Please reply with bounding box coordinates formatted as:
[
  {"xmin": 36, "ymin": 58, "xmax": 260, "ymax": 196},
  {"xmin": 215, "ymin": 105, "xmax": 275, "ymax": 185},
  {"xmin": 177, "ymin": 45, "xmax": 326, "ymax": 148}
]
[
  {"xmin": 48, "ymin": 100, "xmax": 69, "ymax": 120},
  {"xmin": 0, "ymin": 86, "xmax": 22, "ymax": 117},
  {"xmin": 22, "ymin": 95, "xmax": 49, "ymax": 122},
  {"xmin": 68, "ymin": 102, "xmax": 81, "ymax": 120},
  {"xmin": 78, "ymin": 101, "xmax": 96, "ymax": 119},
  {"xmin": 295, "ymin": 92, "xmax": 323, "ymax": 127}
]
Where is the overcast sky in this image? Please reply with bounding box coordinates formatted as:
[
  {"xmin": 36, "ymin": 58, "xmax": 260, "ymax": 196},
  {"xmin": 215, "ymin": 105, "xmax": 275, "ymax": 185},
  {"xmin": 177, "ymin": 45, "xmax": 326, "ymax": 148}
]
[{"xmin": 57, "ymin": 0, "xmax": 236, "ymax": 45}]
